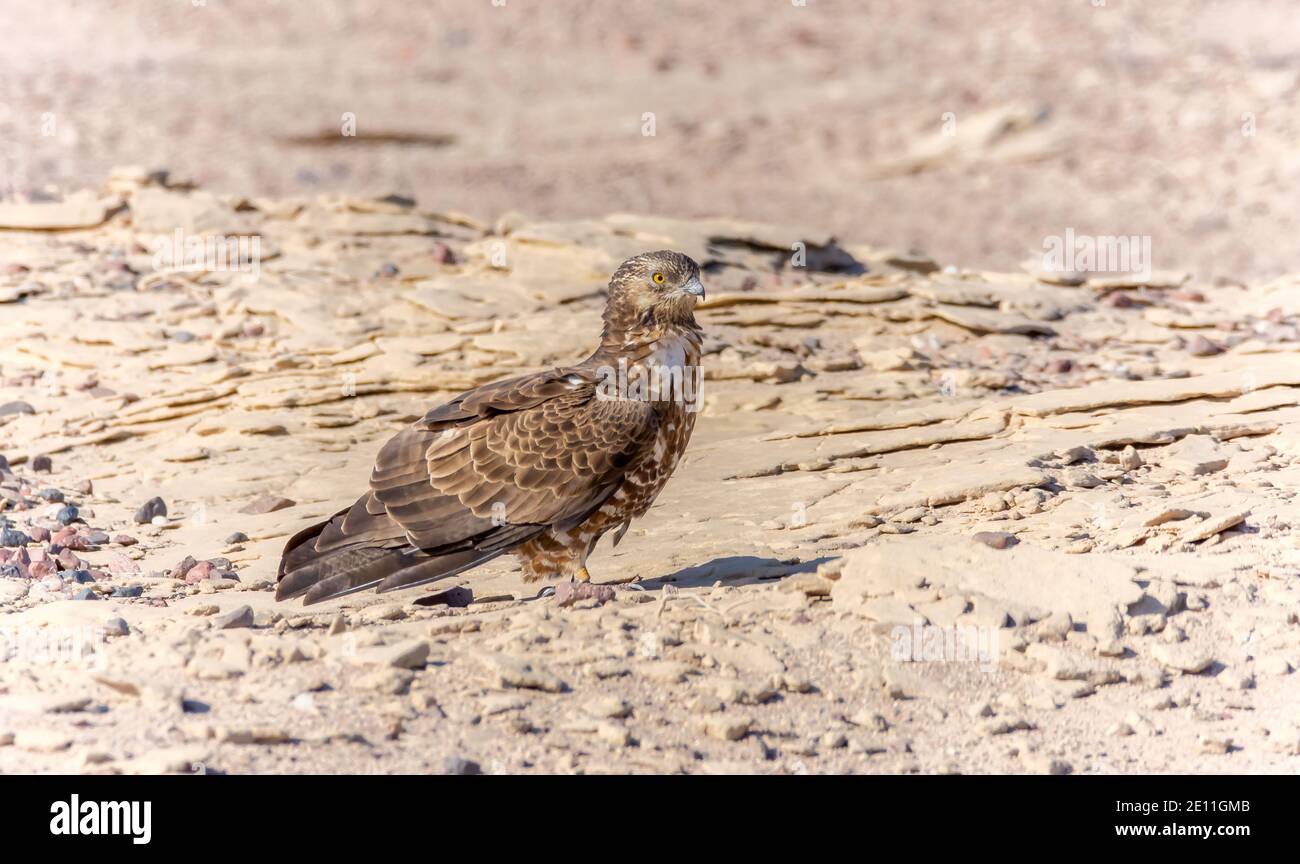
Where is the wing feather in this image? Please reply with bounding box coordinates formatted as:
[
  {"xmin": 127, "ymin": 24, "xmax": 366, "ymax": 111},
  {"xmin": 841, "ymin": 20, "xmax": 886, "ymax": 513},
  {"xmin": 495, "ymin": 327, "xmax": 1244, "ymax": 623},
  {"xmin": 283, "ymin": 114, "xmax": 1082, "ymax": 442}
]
[{"xmin": 276, "ymin": 367, "xmax": 657, "ymax": 604}]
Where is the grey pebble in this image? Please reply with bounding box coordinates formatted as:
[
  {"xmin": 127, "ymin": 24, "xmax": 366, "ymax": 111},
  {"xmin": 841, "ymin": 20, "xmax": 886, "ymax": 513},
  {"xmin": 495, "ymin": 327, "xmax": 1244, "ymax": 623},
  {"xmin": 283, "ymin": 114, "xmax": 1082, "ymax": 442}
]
[
  {"xmin": 134, "ymin": 496, "xmax": 167, "ymax": 524},
  {"xmin": 213, "ymin": 604, "xmax": 254, "ymax": 630}
]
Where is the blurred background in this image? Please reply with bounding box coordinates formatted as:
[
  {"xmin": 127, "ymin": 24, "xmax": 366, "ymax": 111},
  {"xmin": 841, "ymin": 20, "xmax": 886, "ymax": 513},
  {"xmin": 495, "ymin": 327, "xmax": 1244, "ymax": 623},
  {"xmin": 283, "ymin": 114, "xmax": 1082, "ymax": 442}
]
[{"xmin": 1, "ymin": 0, "xmax": 1298, "ymax": 281}]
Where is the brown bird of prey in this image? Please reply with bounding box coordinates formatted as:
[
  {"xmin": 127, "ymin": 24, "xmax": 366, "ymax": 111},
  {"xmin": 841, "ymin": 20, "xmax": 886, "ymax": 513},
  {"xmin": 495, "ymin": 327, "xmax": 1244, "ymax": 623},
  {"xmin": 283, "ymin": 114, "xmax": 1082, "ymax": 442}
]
[{"xmin": 276, "ymin": 250, "xmax": 706, "ymax": 605}]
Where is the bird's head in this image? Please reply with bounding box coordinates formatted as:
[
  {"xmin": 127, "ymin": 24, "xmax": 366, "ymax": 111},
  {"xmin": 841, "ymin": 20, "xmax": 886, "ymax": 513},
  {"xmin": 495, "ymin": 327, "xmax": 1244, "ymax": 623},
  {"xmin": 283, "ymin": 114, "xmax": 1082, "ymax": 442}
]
[{"xmin": 602, "ymin": 250, "xmax": 705, "ymax": 338}]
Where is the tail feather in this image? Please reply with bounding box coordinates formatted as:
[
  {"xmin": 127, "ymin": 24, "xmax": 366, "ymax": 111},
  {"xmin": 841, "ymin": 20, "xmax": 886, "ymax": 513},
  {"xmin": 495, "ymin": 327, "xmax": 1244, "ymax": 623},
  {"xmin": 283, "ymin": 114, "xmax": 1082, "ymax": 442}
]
[{"xmin": 276, "ymin": 509, "xmax": 547, "ymax": 606}]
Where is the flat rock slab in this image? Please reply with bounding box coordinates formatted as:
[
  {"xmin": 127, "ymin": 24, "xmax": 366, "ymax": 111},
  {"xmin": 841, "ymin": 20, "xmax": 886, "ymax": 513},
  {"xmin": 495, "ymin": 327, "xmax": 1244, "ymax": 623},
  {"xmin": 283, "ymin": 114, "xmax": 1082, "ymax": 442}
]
[{"xmin": 835, "ymin": 536, "xmax": 1145, "ymax": 638}]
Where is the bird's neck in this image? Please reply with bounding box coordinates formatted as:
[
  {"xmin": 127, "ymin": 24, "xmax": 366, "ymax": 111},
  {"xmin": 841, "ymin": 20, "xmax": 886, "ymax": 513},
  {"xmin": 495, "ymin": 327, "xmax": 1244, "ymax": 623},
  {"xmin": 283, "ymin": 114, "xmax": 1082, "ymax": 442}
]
[{"xmin": 593, "ymin": 318, "xmax": 702, "ymax": 365}]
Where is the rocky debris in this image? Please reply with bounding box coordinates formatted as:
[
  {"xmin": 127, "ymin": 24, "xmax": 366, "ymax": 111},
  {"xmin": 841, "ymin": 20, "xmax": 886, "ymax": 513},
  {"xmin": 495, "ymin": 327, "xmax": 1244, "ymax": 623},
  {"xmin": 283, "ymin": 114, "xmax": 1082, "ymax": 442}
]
[
  {"xmin": 471, "ymin": 652, "xmax": 567, "ymax": 692},
  {"xmin": 2, "ymin": 176, "xmax": 1300, "ymax": 775},
  {"xmin": 1181, "ymin": 512, "xmax": 1248, "ymax": 544},
  {"xmin": 344, "ymin": 639, "xmax": 430, "ymax": 670},
  {"xmin": 1152, "ymin": 644, "xmax": 1215, "ymax": 675},
  {"xmin": 1161, "ymin": 435, "xmax": 1228, "ymax": 476},
  {"xmin": 703, "ymin": 715, "xmax": 753, "ymax": 741}
]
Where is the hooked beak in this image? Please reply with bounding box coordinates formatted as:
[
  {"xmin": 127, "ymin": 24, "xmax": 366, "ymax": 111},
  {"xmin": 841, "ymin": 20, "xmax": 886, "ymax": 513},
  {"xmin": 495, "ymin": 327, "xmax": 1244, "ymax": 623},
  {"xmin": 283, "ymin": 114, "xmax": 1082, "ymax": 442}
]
[{"xmin": 682, "ymin": 275, "xmax": 706, "ymax": 300}]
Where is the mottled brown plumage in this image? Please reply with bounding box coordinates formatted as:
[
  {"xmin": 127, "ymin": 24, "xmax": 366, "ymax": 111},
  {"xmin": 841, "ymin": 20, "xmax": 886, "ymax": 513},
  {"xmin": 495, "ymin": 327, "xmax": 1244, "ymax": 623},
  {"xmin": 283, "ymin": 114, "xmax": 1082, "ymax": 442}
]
[{"xmin": 276, "ymin": 251, "xmax": 705, "ymax": 605}]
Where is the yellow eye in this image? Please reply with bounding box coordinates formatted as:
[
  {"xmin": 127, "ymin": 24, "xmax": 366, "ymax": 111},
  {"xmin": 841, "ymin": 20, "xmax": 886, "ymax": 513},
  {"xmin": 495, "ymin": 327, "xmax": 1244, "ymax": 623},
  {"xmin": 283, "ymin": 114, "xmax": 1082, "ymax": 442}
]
[{"xmin": 652, "ymin": 272, "xmax": 665, "ymax": 284}]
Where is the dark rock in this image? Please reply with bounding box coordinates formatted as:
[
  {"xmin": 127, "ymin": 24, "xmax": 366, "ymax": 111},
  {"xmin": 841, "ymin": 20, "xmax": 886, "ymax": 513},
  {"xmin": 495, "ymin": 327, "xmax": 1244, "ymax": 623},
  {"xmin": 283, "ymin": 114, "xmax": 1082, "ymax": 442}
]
[
  {"xmin": 0, "ymin": 401, "xmax": 34, "ymax": 417},
  {"xmin": 224, "ymin": 531, "xmax": 249, "ymax": 544},
  {"xmin": 1046, "ymin": 358, "xmax": 1074, "ymax": 375},
  {"xmin": 442, "ymin": 757, "xmax": 483, "ymax": 775},
  {"xmin": 413, "ymin": 585, "xmax": 474, "ymax": 608},
  {"xmin": 134, "ymin": 496, "xmax": 167, "ymax": 524},
  {"xmin": 112, "ymin": 534, "xmax": 138, "ymax": 546},
  {"xmin": 0, "ymin": 527, "xmax": 30, "ymax": 547},
  {"xmin": 85, "ymin": 531, "xmax": 109, "ymax": 545},
  {"xmin": 72, "ymin": 588, "xmax": 99, "ymax": 601},
  {"xmin": 31, "ymin": 454, "xmax": 53, "ymax": 472},
  {"xmin": 37, "ymin": 488, "xmax": 64, "ymax": 503},
  {"xmin": 55, "ymin": 504, "xmax": 79, "ymax": 525},
  {"xmin": 111, "ymin": 586, "xmax": 144, "ymax": 598},
  {"xmin": 66, "ymin": 569, "xmax": 96, "ymax": 584}
]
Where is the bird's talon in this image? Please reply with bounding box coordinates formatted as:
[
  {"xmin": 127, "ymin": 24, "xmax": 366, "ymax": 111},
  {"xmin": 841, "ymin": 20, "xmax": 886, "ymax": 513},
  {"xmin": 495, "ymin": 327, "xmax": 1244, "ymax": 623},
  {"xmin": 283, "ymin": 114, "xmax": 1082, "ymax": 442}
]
[{"xmin": 575, "ymin": 567, "xmax": 591, "ymax": 583}]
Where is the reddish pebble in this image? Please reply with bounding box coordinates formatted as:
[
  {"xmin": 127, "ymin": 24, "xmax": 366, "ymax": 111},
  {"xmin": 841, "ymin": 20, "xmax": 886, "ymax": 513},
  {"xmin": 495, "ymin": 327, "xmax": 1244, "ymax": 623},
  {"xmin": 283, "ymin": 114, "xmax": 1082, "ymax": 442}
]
[
  {"xmin": 168, "ymin": 555, "xmax": 198, "ymax": 580},
  {"xmin": 72, "ymin": 479, "xmax": 93, "ymax": 495},
  {"xmin": 185, "ymin": 561, "xmax": 214, "ymax": 583},
  {"xmin": 28, "ymin": 526, "xmax": 51, "ymax": 543},
  {"xmin": 553, "ymin": 581, "xmax": 616, "ymax": 607},
  {"xmin": 113, "ymin": 534, "xmax": 138, "ymax": 546}
]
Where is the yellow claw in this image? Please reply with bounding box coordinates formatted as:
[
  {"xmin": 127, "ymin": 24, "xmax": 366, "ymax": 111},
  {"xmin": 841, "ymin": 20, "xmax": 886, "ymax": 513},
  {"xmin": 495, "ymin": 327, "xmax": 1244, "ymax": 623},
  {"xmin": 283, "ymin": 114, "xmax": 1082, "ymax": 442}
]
[{"xmin": 575, "ymin": 567, "xmax": 591, "ymax": 583}]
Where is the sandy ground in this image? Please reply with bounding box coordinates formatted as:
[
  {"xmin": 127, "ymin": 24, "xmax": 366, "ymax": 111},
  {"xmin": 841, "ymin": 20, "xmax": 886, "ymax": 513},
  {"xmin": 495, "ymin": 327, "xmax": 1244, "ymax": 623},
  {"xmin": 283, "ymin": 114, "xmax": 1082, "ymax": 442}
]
[
  {"xmin": 3, "ymin": 0, "xmax": 1300, "ymax": 283},
  {"xmin": 2, "ymin": 174, "xmax": 1300, "ymax": 774}
]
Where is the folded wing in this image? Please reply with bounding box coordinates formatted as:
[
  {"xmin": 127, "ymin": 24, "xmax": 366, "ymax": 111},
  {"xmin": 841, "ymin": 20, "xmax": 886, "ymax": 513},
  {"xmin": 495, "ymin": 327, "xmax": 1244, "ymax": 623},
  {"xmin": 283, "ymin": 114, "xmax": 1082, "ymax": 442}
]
[{"xmin": 276, "ymin": 368, "xmax": 655, "ymax": 605}]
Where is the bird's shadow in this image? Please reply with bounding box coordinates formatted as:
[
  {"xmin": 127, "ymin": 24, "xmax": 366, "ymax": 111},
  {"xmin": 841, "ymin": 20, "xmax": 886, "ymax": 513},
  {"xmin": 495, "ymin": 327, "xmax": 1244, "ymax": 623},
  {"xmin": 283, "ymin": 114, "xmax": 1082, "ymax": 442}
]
[{"xmin": 637, "ymin": 554, "xmax": 836, "ymax": 591}]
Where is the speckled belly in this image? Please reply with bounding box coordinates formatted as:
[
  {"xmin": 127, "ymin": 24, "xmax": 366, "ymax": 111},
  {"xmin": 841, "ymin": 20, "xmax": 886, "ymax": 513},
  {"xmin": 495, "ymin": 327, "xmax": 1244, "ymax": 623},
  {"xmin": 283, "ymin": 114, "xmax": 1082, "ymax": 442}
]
[{"xmin": 518, "ymin": 403, "xmax": 698, "ymax": 581}]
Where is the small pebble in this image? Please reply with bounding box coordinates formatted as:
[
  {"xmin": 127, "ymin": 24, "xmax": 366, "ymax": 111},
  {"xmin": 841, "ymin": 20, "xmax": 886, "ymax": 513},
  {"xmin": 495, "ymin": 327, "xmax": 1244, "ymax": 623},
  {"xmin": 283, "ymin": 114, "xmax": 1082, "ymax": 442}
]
[
  {"xmin": 134, "ymin": 496, "xmax": 167, "ymax": 524},
  {"xmin": 213, "ymin": 605, "xmax": 255, "ymax": 630},
  {"xmin": 972, "ymin": 530, "xmax": 1017, "ymax": 549}
]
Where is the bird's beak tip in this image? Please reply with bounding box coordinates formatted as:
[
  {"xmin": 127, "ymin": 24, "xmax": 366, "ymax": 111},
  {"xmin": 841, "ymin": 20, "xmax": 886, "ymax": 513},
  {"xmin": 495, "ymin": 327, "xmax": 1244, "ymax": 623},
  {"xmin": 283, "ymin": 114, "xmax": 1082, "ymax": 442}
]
[{"xmin": 683, "ymin": 276, "xmax": 706, "ymax": 300}]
